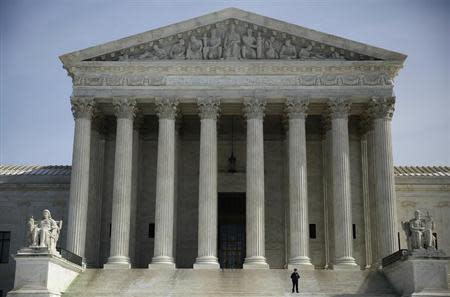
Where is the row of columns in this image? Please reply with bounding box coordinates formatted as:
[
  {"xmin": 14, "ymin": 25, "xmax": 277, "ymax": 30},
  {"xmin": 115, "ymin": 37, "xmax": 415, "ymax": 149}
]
[{"xmin": 67, "ymin": 95, "xmax": 398, "ymax": 269}]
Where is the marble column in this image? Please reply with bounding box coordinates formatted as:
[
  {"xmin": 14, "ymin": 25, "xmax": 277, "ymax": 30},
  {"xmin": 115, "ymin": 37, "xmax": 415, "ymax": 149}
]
[
  {"xmin": 327, "ymin": 98, "xmax": 358, "ymax": 269},
  {"xmin": 67, "ymin": 97, "xmax": 94, "ymax": 261},
  {"xmin": 85, "ymin": 115, "xmax": 106, "ymax": 268},
  {"xmin": 129, "ymin": 115, "xmax": 142, "ymax": 266},
  {"xmin": 149, "ymin": 97, "xmax": 178, "ymax": 269},
  {"xmin": 360, "ymin": 116, "xmax": 373, "ymax": 269},
  {"xmin": 285, "ymin": 98, "xmax": 314, "ymax": 270},
  {"xmin": 321, "ymin": 116, "xmax": 333, "ymax": 269},
  {"xmin": 243, "ymin": 97, "xmax": 269, "ymax": 269},
  {"xmin": 366, "ymin": 117, "xmax": 381, "ymax": 267},
  {"xmin": 194, "ymin": 97, "xmax": 221, "ymax": 269},
  {"xmin": 104, "ymin": 98, "xmax": 137, "ymax": 269},
  {"xmin": 370, "ymin": 97, "xmax": 398, "ymax": 259}
]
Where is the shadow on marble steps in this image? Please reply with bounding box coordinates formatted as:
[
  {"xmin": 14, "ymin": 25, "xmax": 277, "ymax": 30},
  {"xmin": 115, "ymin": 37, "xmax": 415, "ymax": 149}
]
[{"xmin": 63, "ymin": 269, "xmax": 400, "ymax": 297}]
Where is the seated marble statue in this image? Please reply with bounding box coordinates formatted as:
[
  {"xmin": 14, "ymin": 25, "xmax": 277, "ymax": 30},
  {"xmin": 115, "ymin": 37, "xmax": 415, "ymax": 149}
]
[
  {"xmin": 28, "ymin": 209, "xmax": 62, "ymax": 255},
  {"xmin": 241, "ymin": 28, "xmax": 257, "ymax": 59},
  {"xmin": 203, "ymin": 29, "xmax": 222, "ymax": 59},
  {"xmin": 186, "ymin": 35, "xmax": 203, "ymax": 60},
  {"xmin": 279, "ymin": 39, "xmax": 297, "ymax": 59},
  {"xmin": 170, "ymin": 39, "xmax": 186, "ymax": 60},
  {"xmin": 402, "ymin": 209, "xmax": 435, "ymax": 251}
]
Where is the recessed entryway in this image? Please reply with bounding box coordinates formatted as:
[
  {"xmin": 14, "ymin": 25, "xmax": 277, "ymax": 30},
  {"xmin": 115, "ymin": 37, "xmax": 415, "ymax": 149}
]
[{"xmin": 218, "ymin": 192, "xmax": 246, "ymax": 269}]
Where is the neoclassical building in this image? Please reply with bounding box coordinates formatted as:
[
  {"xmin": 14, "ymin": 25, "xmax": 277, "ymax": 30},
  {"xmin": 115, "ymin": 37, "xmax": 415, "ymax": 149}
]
[
  {"xmin": 60, "ymin": 7, "xmax": 407, "ymax": 270},
  {"xmin": 1, "ymin": 7, "xmax": 450, "ymax": 297}
]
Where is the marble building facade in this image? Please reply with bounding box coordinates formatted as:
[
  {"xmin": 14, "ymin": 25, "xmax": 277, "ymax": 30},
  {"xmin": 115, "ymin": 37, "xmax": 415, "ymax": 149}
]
[{"xmin": 1, "ymin": 7, "xmax": 450, "ymax": 297}]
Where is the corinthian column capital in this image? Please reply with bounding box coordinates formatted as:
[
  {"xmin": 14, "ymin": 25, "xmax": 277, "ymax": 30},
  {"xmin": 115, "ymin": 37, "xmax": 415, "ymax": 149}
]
[
  {"xmin": 113, "ymin": 97, "xmax": 138, "ymax": 119},
  {"xmin": 285, "ymin": 97, "xmax": 309, "ymax": 119},
  {"xmin": 369, "ymin": 97, "xmax": 395, "ymax": 120},
  {"xmin": 197, "ymin": 97, "xmax": 220, "ymax": 120},
  {"xmin": 327, "ymin": 97, "xmax": 351, "ymax": 119},
  {"xmin": 243, "ymin": 97, "xmax": 266, "ymax": 120},
  {"xmin": 71, "ymin": 96, "xmax": 95, "ymax": 119},
  {"xmin": 359, "ymin": 112, "xmax": 374, "ymax": 135},
  {"xmin": 155, "ymin": 97, "xmax": 179, "ymax": 119}
]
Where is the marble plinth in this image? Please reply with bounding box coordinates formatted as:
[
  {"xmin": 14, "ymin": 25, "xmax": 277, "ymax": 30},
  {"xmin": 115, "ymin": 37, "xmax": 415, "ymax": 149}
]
[
  {"xmin": 7, "ymin": 251, "xmax": 83, "ymax": 297},
  {"xmin": 383, "ymin": 255, "xmax": 450, "ymax": 297}
]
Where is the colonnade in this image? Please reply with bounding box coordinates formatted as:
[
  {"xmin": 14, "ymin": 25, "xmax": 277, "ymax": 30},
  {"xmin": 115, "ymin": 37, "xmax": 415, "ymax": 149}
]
[{"xmin": 67, "ymin": 95, "xmax": 398, "ymax": 269}]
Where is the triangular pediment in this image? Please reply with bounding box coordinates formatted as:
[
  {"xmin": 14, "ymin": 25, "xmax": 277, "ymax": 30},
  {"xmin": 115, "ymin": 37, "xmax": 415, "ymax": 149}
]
[{"xmin": 60, "ymin": 8, "xmax": 406, "ymax": 65}]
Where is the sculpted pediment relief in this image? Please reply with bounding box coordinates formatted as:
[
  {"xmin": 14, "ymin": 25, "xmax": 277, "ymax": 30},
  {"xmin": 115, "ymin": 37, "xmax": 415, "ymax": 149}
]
[{"xmin": 85, "ymin": 19, "xmax": 380, "ymax": 62}]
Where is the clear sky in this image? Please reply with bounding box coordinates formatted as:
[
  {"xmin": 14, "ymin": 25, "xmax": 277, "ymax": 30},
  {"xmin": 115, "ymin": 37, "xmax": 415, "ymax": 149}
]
[{"xmin": 1, "ymin": 0, "xmax": 449, "ymax": 166}]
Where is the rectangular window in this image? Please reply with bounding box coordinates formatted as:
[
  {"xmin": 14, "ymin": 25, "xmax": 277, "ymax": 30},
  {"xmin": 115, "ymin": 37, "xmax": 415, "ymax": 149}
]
[
  {"xmin": 109, "ymin": 224, "xmax": 111, "ymax": 238},
  {"xmin": 0, "ymin": 231, "xmax": 11, "ymax": 264},
  {"xmin": 352, "ymin": 224, "xmax": 356, "ymax": 239},
  {"xmin": 309, "ymin": 224, "xmax": 316, "ymax": 239},
  {"xmin": 148, "ymin": 223, "xmax": 155, "ymax": 238}
]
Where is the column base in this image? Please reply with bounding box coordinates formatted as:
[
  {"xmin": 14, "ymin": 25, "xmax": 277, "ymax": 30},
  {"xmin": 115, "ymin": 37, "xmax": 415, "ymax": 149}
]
[
  {"xmin": 148, "ymin": 256, "xmax": 175, "ymax": 269},
  {"xmin": 288, "ymin": 263, "xmax": 315, "ymax": 270},
  {"xmin": 333, "ymin": 256, "xmax": 359, "ymax": 270},
  {"xmin": 288, "ymin": 256, "xmax": 314, "ymax": 270},
  {"xmin": 193, "ymin": 256, "xmax": 220, "ymax": 269},
  {"xmin": 243, "ymin": 256, "xmax": 269, "ymax": 269},
  {"xmin": 104, "ymin": 256, "xmax": 131, "ymax": 269}
]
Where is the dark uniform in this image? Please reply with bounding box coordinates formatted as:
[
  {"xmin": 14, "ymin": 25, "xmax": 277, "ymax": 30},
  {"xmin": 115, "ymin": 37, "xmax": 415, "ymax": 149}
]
[{"xmin": 290, "ymin": 270, "xmax": 300, "ymax": 293}]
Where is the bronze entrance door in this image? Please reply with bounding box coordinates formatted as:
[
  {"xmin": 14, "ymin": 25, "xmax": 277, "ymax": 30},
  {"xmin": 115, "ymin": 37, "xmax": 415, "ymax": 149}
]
[{"xmin": 218, "ymin": 193, "xmax": 246, "ymax": 268}]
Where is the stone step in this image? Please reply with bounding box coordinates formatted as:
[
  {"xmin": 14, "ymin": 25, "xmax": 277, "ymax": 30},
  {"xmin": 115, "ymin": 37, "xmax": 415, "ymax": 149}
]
[{"xmin": 63, "ymin": 269, "xmax": 398, "ymax": 297}]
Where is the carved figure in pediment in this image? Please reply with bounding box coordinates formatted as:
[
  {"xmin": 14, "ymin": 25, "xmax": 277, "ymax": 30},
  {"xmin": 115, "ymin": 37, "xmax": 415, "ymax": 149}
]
[
  {"xmin": 330, "ymin": 49, "xmax": 345, "ymax": 60},
  {"xmin": 241, "ymin": 28, "xmax": 257, "ymax": 59},
  {"xmin": 256, "ymin": 32, "xmax": 263, "ymax": 59},
  {"xmin": 118, "ymin": 53, "xmax": 130, "ymax": 61},
  {"xmin": 223, "ymin": 24, "xmax": 241, "ymax": 59},
  {"xmin": 203, "ymin": 29, "xmax": 222, "ymax": 60},
  {"xmin": 280, "ymin": 39, "xmax": 297, "ymax": 59},
  {"xmin": 170, "ymin": 39, "xmax": 186, "ymax": 60},
  {"xmin": 264, "ymin": 36, "xmax": 279, "ymax": 59},
  {"xmin": 298, "ymin": 45, "xmax": 312, "ymax": 59},
  {"xmin": 186, "ymin": 35, "xmax": 203, "ymax": 60},
  {"xmin": 139, "ymin": 44, "xmax": 167, "ymax": 60}
]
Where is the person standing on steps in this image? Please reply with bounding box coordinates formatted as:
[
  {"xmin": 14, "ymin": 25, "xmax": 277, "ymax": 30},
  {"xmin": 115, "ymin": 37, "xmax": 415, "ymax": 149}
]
[{"xmin": 290, "ymin": 268, "xmax": 300, "ymax": 293}]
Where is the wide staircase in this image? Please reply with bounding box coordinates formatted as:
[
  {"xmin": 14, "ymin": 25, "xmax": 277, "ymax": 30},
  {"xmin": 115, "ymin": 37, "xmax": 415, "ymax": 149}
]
[{"xmin": 64, "ymin": 269, "xmax": 399, "ymax": 297}]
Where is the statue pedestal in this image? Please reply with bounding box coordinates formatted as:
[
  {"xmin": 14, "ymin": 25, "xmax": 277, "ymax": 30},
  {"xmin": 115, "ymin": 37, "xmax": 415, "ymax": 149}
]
[
  {"xmin": 383, "ymin": 252, "xmax": 450, "ymax": 297},
  {"xmin": 7, "ymin": 249, "xmax": 84, "ymax": 297}
]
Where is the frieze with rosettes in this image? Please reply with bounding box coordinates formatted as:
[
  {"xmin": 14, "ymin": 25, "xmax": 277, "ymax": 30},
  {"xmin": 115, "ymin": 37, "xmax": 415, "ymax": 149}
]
[
  {"xmin": 73, "ymin": 72, "xmax": 392, "ymax": 87},
  {"xmin": 68, "ymin": 61, "xmax": 402, "ymax": 78}
]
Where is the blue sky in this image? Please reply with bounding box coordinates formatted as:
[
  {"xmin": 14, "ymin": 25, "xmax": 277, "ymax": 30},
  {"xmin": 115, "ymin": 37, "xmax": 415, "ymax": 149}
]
[{"xmin": 1, "ymin": 0, "xmax": 449, "ymax": 165}]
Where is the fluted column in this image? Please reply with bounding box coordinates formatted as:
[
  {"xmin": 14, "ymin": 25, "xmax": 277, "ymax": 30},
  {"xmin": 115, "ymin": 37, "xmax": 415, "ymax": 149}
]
[
  {"xmin": 370, "ymin": 97, "xmax": 398, "ymax": 259},
  {"xmin": 149, "ymin": 97, "xmax": 178, "ymax": 269},
  {"xmin": 243, "ymin": 97, "xmax": 269, "ymax": 269},
  {"xmin": 67, "ymin": 97, "xmax": 94, "ymax": 262},
  {"xmin": 85, "ymin": 115, "xmax": 106, "ymax": 268},
  {"xmin": 286, "ymin": 98, "xmax": 314, "ymax": 270},
  {"xmin": 322, "ymin": 116, "xmax": 334, "ymax": 269},
  {"xmin": 360, "ymin": 115, "xmax": 373, "ymax": 269},
  {"xmin": 194, "ymin": 97, "xmax": 220, "ymax": 269},
  {"xmin": 129, "ymin": 115, "xmax": 142, "ymax": 266},
  {"xmin": 328, "ymin": 98, "xmax": 358, "ymax": 269},
  {"xmin": 366, "ymin": 118, "xmax": 381, "ymax": 267},
  {"xmin": 104, "ymin": 98, "xmax": 137, "ymax": 269}
]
